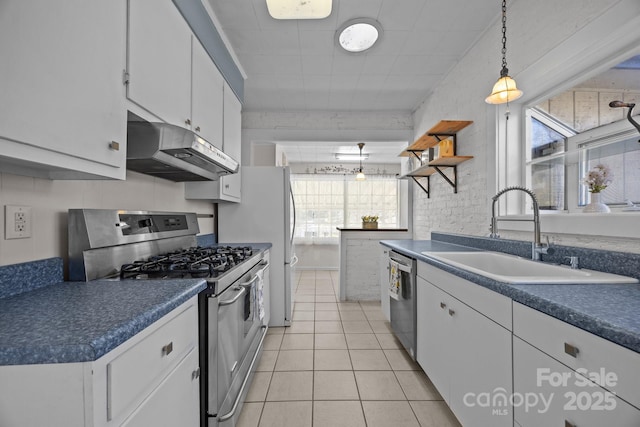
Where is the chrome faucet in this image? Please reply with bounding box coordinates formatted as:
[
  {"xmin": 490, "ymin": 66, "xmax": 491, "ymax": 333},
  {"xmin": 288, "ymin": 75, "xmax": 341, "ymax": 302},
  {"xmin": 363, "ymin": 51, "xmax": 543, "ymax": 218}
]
[{"xmin": 490, "ymin": 186, "xmax": 552, "ymax": 261}]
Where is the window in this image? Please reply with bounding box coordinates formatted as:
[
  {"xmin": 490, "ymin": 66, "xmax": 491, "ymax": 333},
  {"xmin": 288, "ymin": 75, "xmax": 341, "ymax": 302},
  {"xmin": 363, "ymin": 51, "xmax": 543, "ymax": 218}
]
[
  {"xmin": 291, "ymin": 174, "xmax": 399, "ymax": 244},
  {"xmin": 526, "ymin": 108, "xmax": 640, "ymax": 212}
]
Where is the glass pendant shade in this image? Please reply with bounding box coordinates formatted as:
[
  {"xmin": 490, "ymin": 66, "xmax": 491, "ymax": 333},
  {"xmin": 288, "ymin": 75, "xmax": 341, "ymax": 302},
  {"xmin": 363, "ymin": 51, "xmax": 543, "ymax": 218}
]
[
  {"xmin": 356, "ymin": 170, "xmax": 366, "ymax": 181},
  {"xmin": 355, "ymin": 142, "xmax": 366, "ymax": 180},
  {"xmin": 485, "ymin": 75, "xmax": 523, "ymax": 104}
]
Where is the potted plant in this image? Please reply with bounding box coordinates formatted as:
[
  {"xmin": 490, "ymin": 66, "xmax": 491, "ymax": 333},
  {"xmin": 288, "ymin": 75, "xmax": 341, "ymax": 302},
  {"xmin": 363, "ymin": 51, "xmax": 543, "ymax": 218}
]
[
  {"xmin": 583, "ymin": 164, "xmax": 612, "ymax": 213},
  {"xmin": 361, "ymin": 215, "xmax": 379, "ymax": 229}
]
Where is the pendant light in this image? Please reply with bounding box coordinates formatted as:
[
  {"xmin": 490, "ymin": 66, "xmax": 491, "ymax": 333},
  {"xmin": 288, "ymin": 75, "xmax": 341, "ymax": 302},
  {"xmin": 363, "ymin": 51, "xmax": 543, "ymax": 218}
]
[
  {"xmin": 356, "ymin": 143, "xmax": 366, "ymax": 181},
  {"xmin": 485, "ymin": 0, "xmax": 523, "ymax": 104}
]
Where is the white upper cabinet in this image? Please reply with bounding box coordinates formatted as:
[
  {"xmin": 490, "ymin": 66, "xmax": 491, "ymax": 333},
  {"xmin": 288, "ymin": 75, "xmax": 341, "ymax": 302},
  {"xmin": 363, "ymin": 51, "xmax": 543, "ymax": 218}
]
[
  {"xmin": 0, "ymin": 0, "xmax": 127, "ymax": 180},
  {"xmin": 126, "ymin": 0, "xmax": 192, "ymax": 127},
  {"xmin": 191, "ymin": 39, "xmax": 224, "ymax": 149},
  {"xmin": 220, "ymin": 82, "xmax": 242, "ymax": 200}
]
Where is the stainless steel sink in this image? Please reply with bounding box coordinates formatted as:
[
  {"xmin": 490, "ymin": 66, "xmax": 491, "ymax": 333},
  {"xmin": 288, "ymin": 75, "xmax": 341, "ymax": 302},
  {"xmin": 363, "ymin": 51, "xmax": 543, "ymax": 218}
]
[{"xmin": 421, "ymin": 251, "xmax": 638, "ymax": 284}]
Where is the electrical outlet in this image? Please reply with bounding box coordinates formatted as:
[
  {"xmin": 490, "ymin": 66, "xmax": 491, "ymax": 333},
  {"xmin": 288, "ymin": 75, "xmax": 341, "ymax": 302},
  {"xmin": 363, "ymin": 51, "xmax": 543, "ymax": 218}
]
[{"xmin": 5, "ymin": 205, "xmax": 32, "ymax": 239}]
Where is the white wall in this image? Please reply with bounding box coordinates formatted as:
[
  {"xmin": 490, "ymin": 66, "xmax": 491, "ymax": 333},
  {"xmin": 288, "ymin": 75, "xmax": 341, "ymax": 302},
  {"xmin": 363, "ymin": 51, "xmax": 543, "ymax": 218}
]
[
  {"xmin": 411, "ymin": 0, "xmax": 640, "ymax": 251},
  {"xmin": 0, "ymin": 171, "xmax": 215, "ymax": 266}
]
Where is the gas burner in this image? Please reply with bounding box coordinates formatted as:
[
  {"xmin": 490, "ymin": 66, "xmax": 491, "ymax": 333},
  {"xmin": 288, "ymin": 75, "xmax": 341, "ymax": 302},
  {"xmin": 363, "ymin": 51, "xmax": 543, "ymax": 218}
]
[{"xmin": 119, "ymin": 246, "xmax": 253, "ymax": 280}]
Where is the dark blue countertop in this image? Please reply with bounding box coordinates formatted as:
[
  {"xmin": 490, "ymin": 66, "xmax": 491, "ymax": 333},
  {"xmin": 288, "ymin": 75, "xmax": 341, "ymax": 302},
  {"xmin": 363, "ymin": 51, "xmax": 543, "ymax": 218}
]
[
  {"xmin": 381, "ymin": 239, "xmax": 640, "ymax": 353},
  {"xmin": 0, "ymin": 279, "xmax": 206, "ymax": 365}
]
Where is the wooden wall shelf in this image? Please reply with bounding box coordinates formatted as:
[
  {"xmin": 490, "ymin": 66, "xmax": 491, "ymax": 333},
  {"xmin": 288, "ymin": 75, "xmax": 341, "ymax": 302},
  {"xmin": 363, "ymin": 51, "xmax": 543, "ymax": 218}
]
[{"xmin": 398, "ymin": 120, "xmax": 473, "ymax": 198}]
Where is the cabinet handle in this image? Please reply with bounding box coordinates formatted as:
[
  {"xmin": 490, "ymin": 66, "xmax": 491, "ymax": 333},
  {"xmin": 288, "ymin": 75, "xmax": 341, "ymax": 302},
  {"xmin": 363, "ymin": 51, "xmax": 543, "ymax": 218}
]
[
  {"xmin": 440, "ymin": 302, "xmax": 446, "ymax": 309},
  {"xmin": 448, "ymin": 309, "xmax": 455, "ymax": 316},
  {"xmin": 191, "ymin": 367, "xmax": 201, "ymax": 381},
  {"xmin": 161, "ymin": 342, "xmax": 173, "ymax": 356},
  {"xmin": 564, "ymin": 343, "xmax": 579, "ymax": 358},
  {"xmin": 108, "ymin": 141, "xmax": 120, "ymax": 151},
  {"xmin": 185, "ymin": 118, "xmax": 191, "ymax": 126},
  {"xmin": 195, "ymin": 126, "xmax": 201, "ymax": 132},
  {"xmin": 565, "ymin": 420, "xmax": 576, "ymax": 427}
]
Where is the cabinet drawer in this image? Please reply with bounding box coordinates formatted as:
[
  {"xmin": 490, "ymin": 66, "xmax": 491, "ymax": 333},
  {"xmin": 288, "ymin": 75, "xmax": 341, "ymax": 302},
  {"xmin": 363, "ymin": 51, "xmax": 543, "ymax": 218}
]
[
  {"xmin": 418, "ymin": 261, "xmax": 512, "ymax": 330},
  {"xmin": 514, "ymin": 336, "xmax": 640, "ymax": 427},
  {"xmin": 107, "ymin": 304, "xmax": 198, "ymax": 421},
  {"xmin": 513, "ymin": 302, "xmax": 640, "ymax": 409}
]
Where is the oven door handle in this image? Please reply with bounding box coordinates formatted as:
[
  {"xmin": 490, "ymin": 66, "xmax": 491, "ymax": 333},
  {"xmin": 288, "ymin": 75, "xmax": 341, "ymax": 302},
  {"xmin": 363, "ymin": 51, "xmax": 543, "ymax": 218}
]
[
  {"xmin": 238, "ymin": 261, "xmax": 270, "ymax": 287},
  {"xmin": 390, "ymin": 259, "xmax": 412, "ymax": 273},
  {"xmin": 218, "ymin": 286, "xmax": 246, "ymax": 306}
]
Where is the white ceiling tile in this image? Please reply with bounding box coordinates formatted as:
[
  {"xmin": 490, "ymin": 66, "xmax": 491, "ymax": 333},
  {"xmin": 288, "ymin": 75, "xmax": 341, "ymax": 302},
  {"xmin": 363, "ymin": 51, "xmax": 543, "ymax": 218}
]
[
  {"xmin": 331, "ymin": 54, "xmax": 366, "ymax": 75},
  {"xmin": 301, "ymin": 55, "xmax": 334, "ymax": 75},
  {"xmin": 335, "ymin": 0, "xmax": 383, "ymax": 24},
  {"xmin": 378, "ymin": 0, "xmax": 426, "ymax": 31}
]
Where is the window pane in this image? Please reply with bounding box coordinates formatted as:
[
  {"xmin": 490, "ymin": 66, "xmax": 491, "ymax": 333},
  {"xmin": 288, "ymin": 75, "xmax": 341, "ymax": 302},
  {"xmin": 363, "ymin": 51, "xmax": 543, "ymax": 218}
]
[
  {"xmin": 531, "ymin": 158, "xmax": 565, "ymax": 210},
  {"xmin": 531, "ymin": 117, "xmax": 566, "ymax": 159},
  {"xmin": 581, "ymin": 136, "xmax": 640, "ymax": 205}
]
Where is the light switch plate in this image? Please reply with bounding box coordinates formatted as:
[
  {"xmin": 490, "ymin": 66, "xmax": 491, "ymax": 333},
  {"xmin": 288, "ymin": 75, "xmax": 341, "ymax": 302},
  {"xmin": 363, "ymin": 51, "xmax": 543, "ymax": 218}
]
[{"xmin": 5, "ymin": 205, "xmax": 32, "ymax": 239}]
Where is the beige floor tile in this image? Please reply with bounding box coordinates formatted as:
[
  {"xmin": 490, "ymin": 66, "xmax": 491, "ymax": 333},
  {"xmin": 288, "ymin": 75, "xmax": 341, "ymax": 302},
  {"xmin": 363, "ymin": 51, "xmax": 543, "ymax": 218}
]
[
  {"xmin": 313, "ymin": 401, "xmax": 366, "ymax": 427},
  {"xmin": 274, "ymin": 349, "xmax": 314, "ymax": 371},
  {"xmin": 359, "ymin": 300, "xmax": 381, "ymax": 308},
  {"xmin": 315, "ymin": 288, "xmax": 336, "ymax": 295},
  {"xmin": 315, "ymin": 302, "xmax": 338, "ymax": 311},
  {"xmin": 364, "ymin": 310, "xmax": 387, "ymax": 321},
  {"xmin": 236, "ymin": 402, "xmax": 263, "ymax": 427},
  {"xmin": 362, "ymin": 401, "xmax": 420, "ymax": 427},
  {"xmin": 313, "ymin": 371, "xmax": 359, "ymax": 400},
  {"xmin": 314, "ymin": 349, "xmax": 353, "ymax": 370},
  {"xmin": 245, "ymin": 371, "xmax": 272, "ymax": 402},
  {"xmin": 375, "ymin": 333, "xmax": 403, "ymax": 349},
  {"xmin": 315, "ymin": 295, "xmax": 336, "ymax": 303},
  {"xmin": 256, "ymin": 350, "xmax": 278, "ymax": 372},
  {"xmin": 259, "ymin": 401, "xmax": 312, "ymax": 427},
  {"xmin": 409, "ymin": 401, "xmax": 461, "ymax": 427},
  {"xmin": 293, "ymin": 310, "xmax": 314, "ymax": 321},
  {"xmin": 295, "ymin": 289, "xmax": 315, "ymax": 295},
  {"xmin": 279, "ymin": 334, "xmax": 313, "ymax": 350},
  {"xmin": 350, "ymin": 349, "xmax": 392, "ymax": 370},
  {"xmin": 266, "ymin": 371, "xmax": 313, "ymax": 401},
  {"xmin": 294, "ymin": 302, "xmax": 315, "ymax": 311},
  {"xmin": 354, "ymin": 371, "xmax": 406, "ymax": 400},
  {"xmin": 267, "ymin": 327, "xmax": 285, "ymax": 335},
  {"xmin": 314, "ymin": 321, "xmax": 343, "ymax": 334},
  {"xmin": 384, "ymin": 349, "xmax": 421, "ymax": 370},
  {"xmin": 285, "ymin": 321, "xmax": 314, "ymax": 334},
  {"xmin": 294, "ymin": 294, "xmax": 315, "ymax": 303},
  {"xmin": 339, "ymin": 310, "xmax": 367, "ymax": 321},
  {"xmin": 395, "ymin": 371, "xmax": 443, "ymax": 400},
  {"xmin": 342, "ymin": 321, "xmax": 374, "ymax": 334},
  {"xmin": 368, "ymin": 320, "xmax": 393, "ymax": 333},
  {"xmin": 315, "ymin": 333, "xmax": 348, "ymax": 349},
  {"xmin": 345, "ymin": 333, "xmax": 381, "ymax": 349},
  {"xmin": 262, "ymin": 334, "xmax": 283, "ymax": 351},
  {"xmin": 315, "ymin": 310, "xmax": 341, "ymax": 321},
  {"xmin": 337, "ymin": 302, "xmax": 363, "ymax": 311}
]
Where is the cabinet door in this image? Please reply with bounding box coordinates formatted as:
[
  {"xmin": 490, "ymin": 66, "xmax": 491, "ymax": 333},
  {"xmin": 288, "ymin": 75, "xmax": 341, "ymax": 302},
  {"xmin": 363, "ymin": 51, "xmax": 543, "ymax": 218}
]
[
  {"xmin": 127, "ymin": 0, "xmax": 191, "ymax": 127},
  {"xmin": 449, "ymin": 298, "xmax": 512, "ymax": 427},
  {"xmin": 416, "ymin": 277, "xmax": 451, "ymax": 402},
  {"xmin": 514, "ymin": 337, "xmax": 640, "ymax": 427},
  {"xmin": 220, "ymin": 82, "xmax": 242, "ymax": 200},
  {"xmin": 191, "ymin": 38, "xmax": 224, "ymax": 149},
  {"xmin": 0, "ymin": 0, "xmax": 126, "ymax": 178},
  {"xmin": 121, "ymin": 348, "xmax": 200, "ymax": 427}
]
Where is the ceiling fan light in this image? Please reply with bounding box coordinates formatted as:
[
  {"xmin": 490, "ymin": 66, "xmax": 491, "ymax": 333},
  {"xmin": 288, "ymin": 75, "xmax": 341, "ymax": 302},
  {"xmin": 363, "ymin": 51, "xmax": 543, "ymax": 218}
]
[
  {"xmin": 485, "ymin": 75, "xmax": 523, "ymax": 104},
  {"xmin": 266, "ymin": 0, "xmax": 332, "ymax": 20}
]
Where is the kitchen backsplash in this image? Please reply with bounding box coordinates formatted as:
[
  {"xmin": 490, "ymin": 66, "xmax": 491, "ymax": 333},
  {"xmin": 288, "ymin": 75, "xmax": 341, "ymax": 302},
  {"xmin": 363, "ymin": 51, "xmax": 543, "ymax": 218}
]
[
  {"xmin": 0, "ymin": 171, "xmax": 215, "ymax": 267},
  {"xmin": 0, "ymin": 257, "xmax": 62, "ymax": 299}
]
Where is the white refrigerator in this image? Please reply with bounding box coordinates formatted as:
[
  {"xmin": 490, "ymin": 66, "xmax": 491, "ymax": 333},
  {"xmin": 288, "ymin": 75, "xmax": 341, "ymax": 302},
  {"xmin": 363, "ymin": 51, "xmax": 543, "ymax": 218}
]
[{"xmin": 217, "ymin": 166, "xmax": 297, "ymax": 327}]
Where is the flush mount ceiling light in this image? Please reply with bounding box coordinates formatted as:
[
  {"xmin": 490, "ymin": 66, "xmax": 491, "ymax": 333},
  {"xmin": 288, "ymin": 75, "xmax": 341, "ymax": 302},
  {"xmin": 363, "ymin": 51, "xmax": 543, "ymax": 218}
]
[
  {"xmin": 336, "ymin": 18, "xmax": 382, "ymax": 53},
  {"xmin": 266, "ymin": 0, "xmax": 332, "ymax": 20},
  {"xmin": 485, "ymin": 0, "xmax": 523, "ymax": 104},
  {"xmin": 335, "ymin": 153, "xmax": 369, "ymax": 161},
  {"xmin": 356, "ymin": 143, "xmax": 366, "ymax": 181}
]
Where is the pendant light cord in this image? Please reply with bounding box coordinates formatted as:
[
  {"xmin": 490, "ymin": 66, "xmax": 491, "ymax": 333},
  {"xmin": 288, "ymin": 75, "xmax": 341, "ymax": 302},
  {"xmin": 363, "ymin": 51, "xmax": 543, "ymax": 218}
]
[{"xmin": 500, "ymin": 0, "xmax": 507, "ymax": 76}]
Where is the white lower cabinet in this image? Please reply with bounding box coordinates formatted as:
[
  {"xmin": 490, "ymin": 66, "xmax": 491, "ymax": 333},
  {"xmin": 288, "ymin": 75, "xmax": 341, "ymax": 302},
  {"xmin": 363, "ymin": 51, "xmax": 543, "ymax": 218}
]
[
  {"xmin": 0, "ymin": 297, "xmax": 200, "ymax": 427},
  {"xmin": 416, "ymin": 266, "xmax": 512, "ymax": 427},
  {"xmin": 513, "ymin": 302, "xmax": 640, "ymax": 426},
  {"xmin": 379, "ymin": 245, "xmax": 391, "ymax": 321},
  {"xmin": 513, "ymin": 336, "xmax": 640, "ymax": 426}
]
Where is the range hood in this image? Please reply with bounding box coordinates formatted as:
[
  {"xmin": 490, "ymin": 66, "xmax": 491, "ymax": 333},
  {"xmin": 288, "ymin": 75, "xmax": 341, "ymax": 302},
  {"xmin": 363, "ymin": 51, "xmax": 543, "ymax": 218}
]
[{"xmin": 126, "ymin": 121, "xmax": 239, "ymax": 182}]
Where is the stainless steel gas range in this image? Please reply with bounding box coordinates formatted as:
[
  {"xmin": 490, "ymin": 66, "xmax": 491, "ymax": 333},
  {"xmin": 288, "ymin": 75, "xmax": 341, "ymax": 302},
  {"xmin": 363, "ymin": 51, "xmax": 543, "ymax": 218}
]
[{"xmin": 68, "ymin": 209, "xmax": 269, "ymax": 427}]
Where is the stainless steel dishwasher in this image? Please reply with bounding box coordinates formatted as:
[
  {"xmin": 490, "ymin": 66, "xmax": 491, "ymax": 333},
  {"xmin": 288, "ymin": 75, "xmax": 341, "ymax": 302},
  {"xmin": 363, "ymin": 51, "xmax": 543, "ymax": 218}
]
[{"xmin": 388, "ymin": 250, "xmax": 417, "ymax": 360}]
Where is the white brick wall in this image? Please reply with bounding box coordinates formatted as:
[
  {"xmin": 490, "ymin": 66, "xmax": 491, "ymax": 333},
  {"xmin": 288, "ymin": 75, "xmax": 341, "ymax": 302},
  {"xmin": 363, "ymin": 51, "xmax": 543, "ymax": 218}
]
[{"xmin": 344, "ymin": 238, "xmax": 381, "ymax": 301}]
